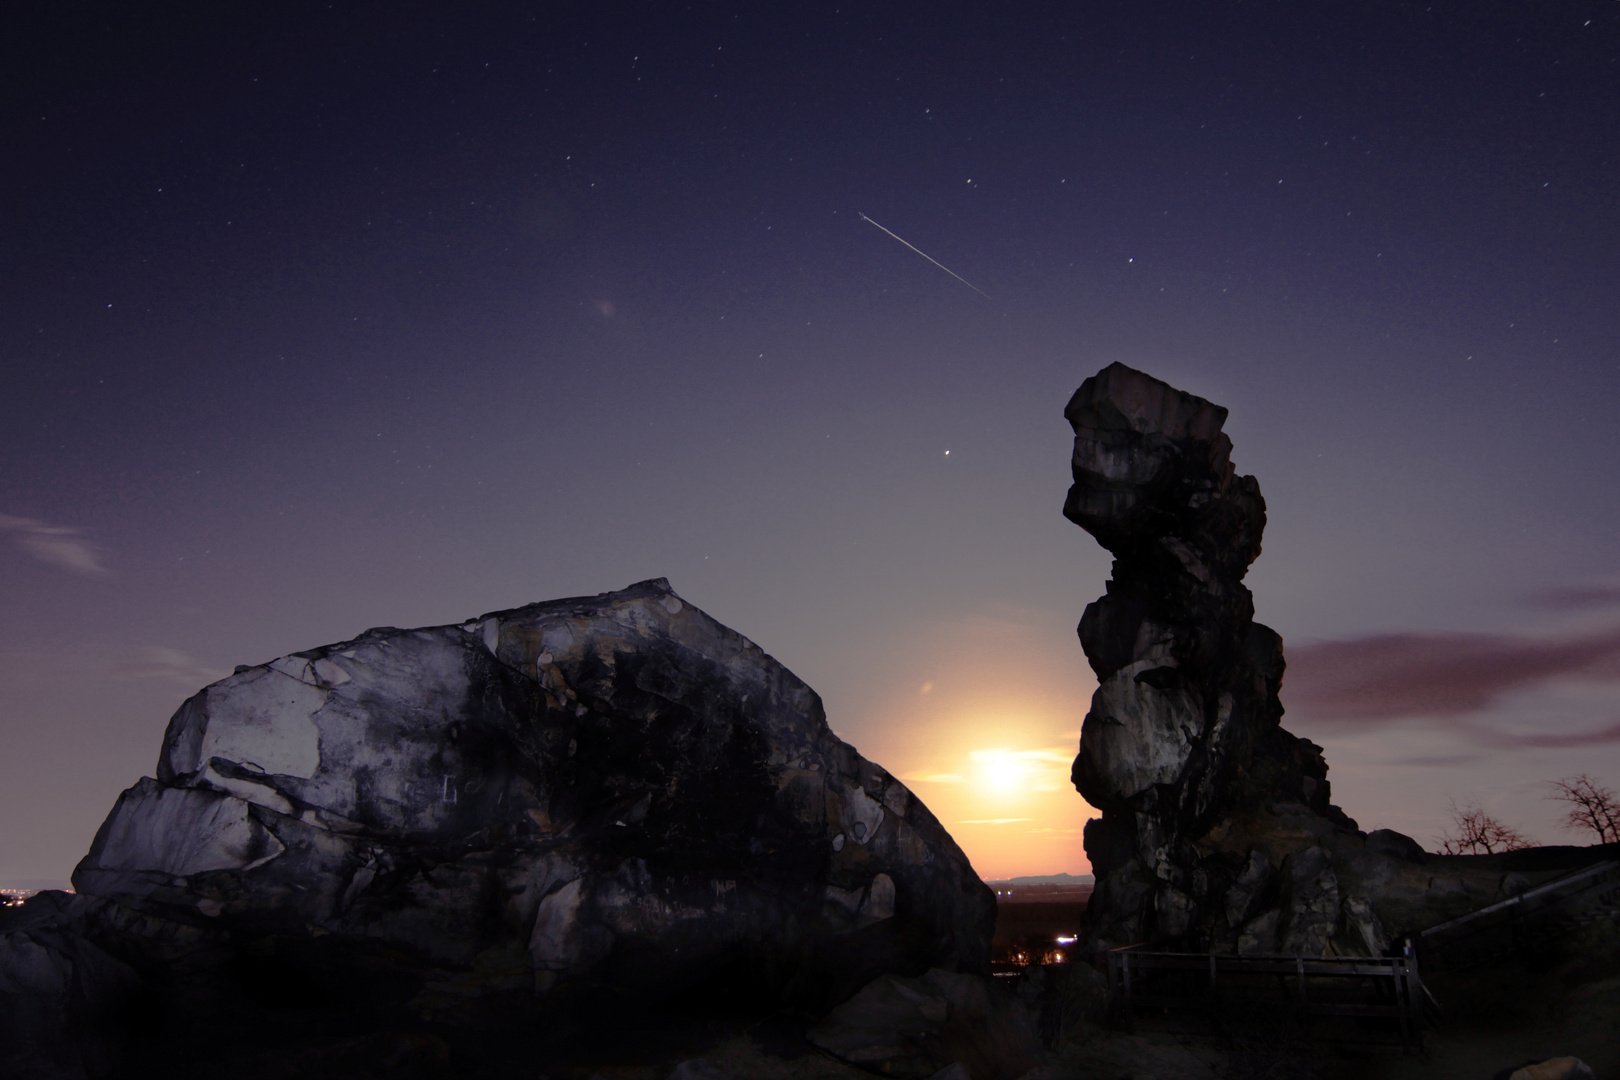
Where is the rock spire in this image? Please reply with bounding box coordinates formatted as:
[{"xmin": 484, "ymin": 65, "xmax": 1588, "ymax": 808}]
[{"xmin": 1064, "ymin": 363, "xmax": 1349, "ymax": 950}]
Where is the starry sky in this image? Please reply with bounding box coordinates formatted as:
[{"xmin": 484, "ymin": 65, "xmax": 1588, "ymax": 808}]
[{"xmin": 4, "ymin": 2, "xmax": 1619, "ymax": 887}]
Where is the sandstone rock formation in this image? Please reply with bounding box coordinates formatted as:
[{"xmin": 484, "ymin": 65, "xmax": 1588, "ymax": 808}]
[
  {"xmin": 1062, "ymin": 363, "xmax": 1514, "ymax": 955},
  {"xmin": 3, "ymin": 579, "xmax": 993, "ymax": 1076}
]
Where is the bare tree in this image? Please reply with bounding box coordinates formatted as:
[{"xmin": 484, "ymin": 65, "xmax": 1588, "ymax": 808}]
[
  {"xmin": 1546, "ymin": 774, "xmax": 1620, "ymax": 845},
  {"xmin": 1436, "ymin": 799, "xmax": 1535, "ymax": 855}
]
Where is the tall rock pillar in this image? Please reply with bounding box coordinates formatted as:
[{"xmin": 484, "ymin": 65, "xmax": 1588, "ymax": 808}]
[{"xmin": 1064, "ymin": 363, "xmax": 1341, "ymax": 950}]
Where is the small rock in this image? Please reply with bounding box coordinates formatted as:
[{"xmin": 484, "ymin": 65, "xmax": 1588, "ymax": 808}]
[
  {"xmin": 806, "ymin": 971, "xmax": 954, "ymax": 1078},
  {"xmin": 807, "ymin": 969, "xmax": 1041, "ymax": 1080},
  {"xmin": 1365, "ymin": 829, "xmax": 1427, "ymax": 862}
]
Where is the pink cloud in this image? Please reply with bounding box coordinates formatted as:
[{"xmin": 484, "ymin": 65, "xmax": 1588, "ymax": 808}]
[
  {"xmin": 1522, "ymin": 583, "xmax": 1620, "ymax": 611},
  {"xmin": 1387, "ymin": 754, "xmax": 1482, "ymax": 767},
  {"xmin": 1284, "ymin": 626, "xmax": 1620, "ymax": 722},
  {"xmin": 1482, "ymin": 719, "xmax": 1620, "ymax": 749}
]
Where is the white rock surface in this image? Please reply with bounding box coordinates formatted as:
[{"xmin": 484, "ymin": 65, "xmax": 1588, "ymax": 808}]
[
  {"xmin": 1076, "ymin": 660, "xmax": 1200, "ymax": 804},
  {"xmin": 77, "ymin": 780, "xmax": 284, "ymax": 890}
]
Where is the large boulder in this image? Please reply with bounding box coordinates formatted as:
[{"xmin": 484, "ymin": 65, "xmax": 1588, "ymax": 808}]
[{"xmin": 6, "ymin": 579, "xmax": 993, "ymax": 1074}]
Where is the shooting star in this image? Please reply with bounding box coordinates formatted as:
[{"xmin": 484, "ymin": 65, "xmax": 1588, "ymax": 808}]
[{"xmin": 858, "ymin": 213, "xmax": 991, "ymax": 300}]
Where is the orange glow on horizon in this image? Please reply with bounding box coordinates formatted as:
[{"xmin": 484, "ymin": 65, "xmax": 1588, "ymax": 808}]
[{"xmin": 828, "ymin": 605, "xmax": 1100, "ymax": 881}]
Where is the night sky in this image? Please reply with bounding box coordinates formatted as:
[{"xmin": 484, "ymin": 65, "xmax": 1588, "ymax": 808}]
[{"xmin": 4, "ymin": 2, "xmax": 1619, "ymax": 888}]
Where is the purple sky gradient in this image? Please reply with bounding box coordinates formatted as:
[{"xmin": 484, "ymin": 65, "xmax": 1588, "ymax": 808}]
[{"xmin": 3, "ymin": 2, "xmax": 1618, "ymax": 884}]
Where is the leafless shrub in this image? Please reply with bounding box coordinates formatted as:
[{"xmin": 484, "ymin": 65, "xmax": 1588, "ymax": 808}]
[
  {"xmin": 1435, "ymin": 799, "xmax": 1535, "ymax": 855},
  {"xmin": 1546, "ymin": 774, "xmax": 1620, "ymax": 845}
]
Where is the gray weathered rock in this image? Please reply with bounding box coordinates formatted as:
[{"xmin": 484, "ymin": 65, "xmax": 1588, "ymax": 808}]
[
  {"xmin": 1059, "ymin": 364, "xmax": 1546, "ymax": 956},
  {"xmin": 1221, "ymin": 848, "xmax": 1271, "ymax": 928},
  {"xmin": 1235, "ymin": 909, "xmax": 1279, "ymax": 956},
  {"xmin": 1275, "ymin": 846, "xmax": 1339, "ymax": 956},
  {"xmin": 1059, "ymin": 367, "xmax": 1620, "ymax": 960},
  {"xmin": 1341, "ymin": 894, "xmax": 1388, "ymax": 956},
  {"xmin": 5, "ymin": 579, "xmax": 994, "ymax": 1074},
  {"xmin": 1063, "ymin": 363, "xmax": 1357, "ymax": 951},
  {"xmin": 1008, "ymin": 960, "xmax": 1110, "ymax": 1049},
  {"xmin": 806, "ymin": 970, "xmax": 958, "ymax": 1078},
  {"xmin": 0, "ymin": 892, "xmax": 141, "ymax": 1080}
]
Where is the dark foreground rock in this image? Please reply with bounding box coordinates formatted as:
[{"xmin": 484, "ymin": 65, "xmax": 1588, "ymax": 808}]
[
  {"xmin": 1061, "ymin": 364, "xmax": 1593, "ymax": 955},
  {"xmin": 806, "ymin": 968, "xmax": 1041, "ymax": 1080},
  {"xmin": 1, "ymin": 578, "xmax": 994, "ymax": 1078}
]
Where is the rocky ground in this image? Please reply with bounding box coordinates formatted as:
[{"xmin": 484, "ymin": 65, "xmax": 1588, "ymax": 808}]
[
  {"xmin": 1376, "ymin": 956, "xmax": 1620, "ymax": 1080},
  {"xmin": 93, "ymin": 949, "xmax": 1606, "ymax": 1080}
]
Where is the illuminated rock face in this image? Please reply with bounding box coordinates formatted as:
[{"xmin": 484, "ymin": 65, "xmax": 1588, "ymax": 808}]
[
  {"xmin": 66, "ymin": 579, "xmax": 992, "ymax": 1025},
  {"xmin": 1063, "ymin": 364, "xmax": 1359, "ymax": 952}
]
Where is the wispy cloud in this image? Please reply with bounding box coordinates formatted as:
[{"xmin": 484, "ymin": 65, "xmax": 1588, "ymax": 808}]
[
  {"xmin": 971, "ymin": 747, "xmax": 1075, "ymax": 791},
  {"xmin": 0, "ymin": 513, "xmax": 107, "ymax": 575},
  {"xmin": 1285, "ymin": 626, "xmax": 1620, "ymax": 722},
  {"xmin": 904, "ymin": 747, "xmax": 1078, "ymax": 791},
  {"xmin": 1387, "ymin": 754, "xmax": 1483, "ymax": 768},
  {"xmin": 1522, "ymin": 583, "xmax": 1620, "ymax": 612},
  {"xmin": 903, "ymin": 772, "xmax": 966, "ymax": 784},
  {"xmin": 968, "ymin": 749, "xmax": 1074, "ymax": 762},
  {"xmin": 957, "ymin": 818, "xmax": 1034, "ymax": 825},
  {"xmin": 109, "ymin": 647, "xmax": 231, "ymax": 690},
  {"xmin": 1481, "ymin": 719, "xmax": 1620, "ymax": 750}
]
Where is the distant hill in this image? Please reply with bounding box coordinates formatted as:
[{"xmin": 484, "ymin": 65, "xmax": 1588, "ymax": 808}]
[
  {"xmin": 0, "ymin": 880, "xmax": 68, "ymax": 893},
  {"xmin": 984, "ymin": 873, "xmax": 1093, "ymax": 885}
]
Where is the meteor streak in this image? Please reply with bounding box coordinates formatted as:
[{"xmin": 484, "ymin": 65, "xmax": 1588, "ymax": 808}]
[{"xmin": 858, "ymin": 213, "xmax": 991, "ymax": 300}]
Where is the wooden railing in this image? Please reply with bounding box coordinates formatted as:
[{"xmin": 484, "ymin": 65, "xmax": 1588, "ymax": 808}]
[
  {"xmin": 1418, "ymin": 860, "xmax": 1619, "ymax": 971},
  {"xmin": 1085, "ymin": 858, "xmax": 1620, "ymax": 1048},
  {"xmin": 1104, "ymin": 944, "xmax": 1427, "ymax": 1048}
]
